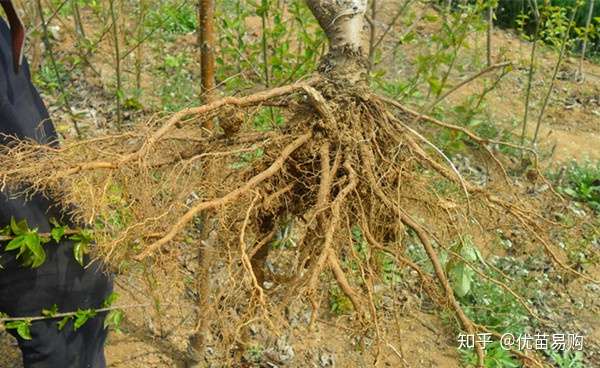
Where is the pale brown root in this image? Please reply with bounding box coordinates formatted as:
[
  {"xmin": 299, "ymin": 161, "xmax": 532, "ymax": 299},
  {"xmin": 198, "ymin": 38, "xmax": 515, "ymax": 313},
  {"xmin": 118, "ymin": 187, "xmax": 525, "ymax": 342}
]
[
  {"xmin": 0, "ymin": 80, "xmax": 317, "ymax": 188},
  {"xmin": 248, "ymin": 229, "xmax": 276, "ymax": 259},
  {"xmin": 262, "ymin": 183, "xmax": 294, "ymax": 209},
  {"xmin": 316, "ymin": 143, "xmax": 332, "ymax": 211},
  {"xmin": 2, "ymin": 77, "xmax": 591, "ymax": 367},
  {"xmin": 138, "ymin": 77, "xmax": 318, "ymax": 156},
  {"xmin": 393, "ymin": 115, "xmax": 470, "ymax": 203},
  {"xmin": 307, "ymin": 159, "xmax": 365, "ymax": 321},
  {"xmin": 303, "ymin": 143, "xmax": 338, "ymax": 231},
  {"xmin": 360, "ymin": 222, "xmax": 444, "ymax": 305},
  {"xmin": 359, "ymin": 143, "xmax": 485, "ymax": 366},
  {"xmin": 398, "ymin": 212, "xmax": 485, "ymax": 367},
  {"xmin": 303, "ymin": 86, "xmax": 335, "ymax": 126},
  {"xmin": 239, "ymin": 193, "xmax": 267, "ymax": 304},
  {"xmin": 377, "ymin": 94, "xmax": 531, "ymax": 154},
  {"xmin": 328, "ymin": 250, "xmax": 366, "ymax": 318},
  {"xmin": 434, "ymin": 198, "xmax": 543, "ymax": 320},
  {"xmin": 444, "ymin": 245, "xmax": 541, "ymax": 320},
  {"xmin": 508, "ymin": 208, "xmax": 599, "ymax": 284},
  {"xmin": 379, "ymin": 95, "xmax": 524, "ymax": 187},
  {"xmin": 135, "ymin": 133, "xmax": 311, "ymax": 260},
  {"xmin": 395, "ymin": 126, "xmax": 592, "ymax": 285},
  {"xmin": 389, "ymin": 94, "xmax": 562, "ymax": 199}
]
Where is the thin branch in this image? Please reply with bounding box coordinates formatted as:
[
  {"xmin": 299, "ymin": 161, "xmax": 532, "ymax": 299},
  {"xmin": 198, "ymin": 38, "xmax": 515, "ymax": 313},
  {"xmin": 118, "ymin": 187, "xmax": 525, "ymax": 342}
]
[
  {"xmin": 532, "ymin": 4, "xmax": 579, "ymax": 145},
  {"xmin": 0, "ymin": 303, "xmax": 173, "ymax": 323}
]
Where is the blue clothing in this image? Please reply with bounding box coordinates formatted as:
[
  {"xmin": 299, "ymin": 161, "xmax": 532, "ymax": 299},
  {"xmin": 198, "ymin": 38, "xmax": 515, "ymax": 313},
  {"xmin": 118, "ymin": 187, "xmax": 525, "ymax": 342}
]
[{"xmin": 0, "ymin": 17, "xmax": 112, "ymax": 368}]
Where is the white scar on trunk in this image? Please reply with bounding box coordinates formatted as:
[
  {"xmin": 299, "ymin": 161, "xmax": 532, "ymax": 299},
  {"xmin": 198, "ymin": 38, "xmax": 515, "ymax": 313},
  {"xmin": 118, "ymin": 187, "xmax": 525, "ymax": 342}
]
[{"xmin": 306, "ymin": 0, "xmax": 369, "ymax": 53}]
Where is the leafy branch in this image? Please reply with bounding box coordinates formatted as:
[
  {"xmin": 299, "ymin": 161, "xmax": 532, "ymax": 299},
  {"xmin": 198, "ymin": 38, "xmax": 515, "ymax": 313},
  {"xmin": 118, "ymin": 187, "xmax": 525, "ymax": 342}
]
[
  {"xmin": 0, "ymin": 217, "xmax": 93, "ymax": 267},
  {"xmin": 0, "ymin": 293, "xmax": 166, "ymax": 339}
]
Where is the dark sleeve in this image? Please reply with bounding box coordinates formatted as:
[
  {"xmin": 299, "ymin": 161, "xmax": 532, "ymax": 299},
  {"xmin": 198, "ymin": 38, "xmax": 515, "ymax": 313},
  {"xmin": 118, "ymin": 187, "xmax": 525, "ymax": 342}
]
[{"xmin": 0, "ymin": 17, "xmax": 57, "ymax": 146}]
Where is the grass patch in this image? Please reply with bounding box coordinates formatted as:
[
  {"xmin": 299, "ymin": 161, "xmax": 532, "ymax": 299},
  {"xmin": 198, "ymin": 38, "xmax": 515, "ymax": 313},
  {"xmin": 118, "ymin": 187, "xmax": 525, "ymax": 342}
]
[{"xmin": 553, "ymin": 161, "xmax": 600, "ymax": 212}]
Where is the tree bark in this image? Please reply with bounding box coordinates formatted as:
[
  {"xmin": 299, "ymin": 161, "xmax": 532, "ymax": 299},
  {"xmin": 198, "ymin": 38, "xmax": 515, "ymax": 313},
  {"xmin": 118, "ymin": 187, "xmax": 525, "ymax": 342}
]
[
  {"xmin": 305, "ymin": 0, "xmax": 369, "ymax": 84},
  {"xmin": 367, "ymin": 0, "xmax": 377, "ymax": 72},
  {"xmin": 29, "ymin": 0, "xmax": 42, "ymax": 73},
  {"xmin": 71, "ymin": 0, "xmax": 86, "ymax": 39},
  {"xmin": 198, "ymin": 0, "xmax": 216, "ymax": 104},
  {"xmin": 486, "ymin": 0, "xmax": 494, "ymax": 67},
  {"xmin": 109, "ymin": 0, "xmax": 122, "ymax": 131},
  {"xmin": 135, "ymin": 0, "xmax": 147, "ymax": 91}
]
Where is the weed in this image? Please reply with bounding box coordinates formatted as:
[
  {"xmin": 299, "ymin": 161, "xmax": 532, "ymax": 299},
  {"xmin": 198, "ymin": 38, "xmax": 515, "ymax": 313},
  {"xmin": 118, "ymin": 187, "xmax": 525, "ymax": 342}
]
[
  {"xmin": 375, "ymin": 251, "xmax": 403, "ymax": 285},
  {"xmin": 229, "ymin": 147, "xmax": 265, "ymax": 170},
  {"xmin": 446, "ymin": 236, "xmax": 482, "ymax": 298},
  {"xmin": 553, "ymin": 161, "xmax": 600, "ymax": 212},
  {"xmin": 33, "ymin": 61, "xmax": 69, "ymax": 94},
  {"xmin": 329, "ymin": 286, "xmax": 354, "ymax": 315},
  {"xmin": 156, "ymin": 53, "xmax": 196, "ymax": 112},
  {"xmin": 351, "ymin": 225, "xmax": 369, "ymax": 262},
  {"xmin": 547, "ymin": 349, "xmax": 585, "ymax": 368},
  {"xmin": 145, "ymin": 2, "xmax": 196, "ymax": 36},
  {"xmin": 252, "ymin": 107, "xmax": 285, "ymax": 131},
  {"xmin": 244, "ymin": 344, "xmax": 264, "ymax": 363},
  {"xmin": 462, "ymin": 341, "xmax": 522, "ymax": 368},
  {"xmin": 442, "ymin": 237, "xmax": 536, "ymax": 367}
]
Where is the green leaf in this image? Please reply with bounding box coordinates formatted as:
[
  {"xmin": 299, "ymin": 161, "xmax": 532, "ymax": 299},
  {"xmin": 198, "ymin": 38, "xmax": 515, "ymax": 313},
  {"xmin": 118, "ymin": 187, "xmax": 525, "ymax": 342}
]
[
  {"xmin": 69, "ymin": 229, "xmax": 93, "ymax": 243},
  {"xmin": 25, "ymin": 233, "xmax": 46, "ymax": 268},
  {"xmin": 10, "ymin": 217, "xmax": 29, "ymax": 236},
  {"xmin": 17, "ymin": 323, "xmax": 32, "ymax": 340},
  {"xmin": 57, "ymin": 316, "xmax": 72, "ymax": 330},
  {"xmin": 449, "ymin": 262, "xmax": 473, "ymax": 298},
  {"xmin": 0, "ymin": 224, "xmax": 10, "ymax": 236},
  {"xmin": 73, "ymin": 241, "xmax": 87, "ymax": 266},
  {"xmin": 70, "ymin": 230, "xmax": 92, "ymax": 266},
  {"xmin": 460, "ymin": 243, "xmax": 478, "ymax": 262},
  {"xmin": 102, "ymin": 292, "xmax": 119, "ymax": 308},
  {"xmin": 74, "ymin": 309, "xmax": 97, "ymax": 330},
  {"xmin": 5, "ymin": 320, "xmax": 32, "ymax": 340},
  {"xmin": 42, "ymin": 304, "xmax": 59, "ymax": 317},
  {"xmin": 427, "ymin": 76, "xmax": 442, "ymax": 96},
  {"xmin": 5, "ymin": 236, "xmax": 25, "ymax": 251},
  {"xmin": 104, "ymin": 309, "xmax": 124, "ymax": 332},
  {"xmin": 51, "ymin": 226, "xmax": 66, "ymax": 242}
]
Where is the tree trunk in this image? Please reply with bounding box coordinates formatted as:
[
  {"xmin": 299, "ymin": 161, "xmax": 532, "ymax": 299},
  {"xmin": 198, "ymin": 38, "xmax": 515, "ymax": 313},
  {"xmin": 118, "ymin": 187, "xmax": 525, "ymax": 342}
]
[
  {"xmin": 29, "ymin": 0, "xmax": 42, "ymax": 73},
  {"xmin": 135, "ymin": 0, "xmax": 147, "ymax": 91},
  {"xmin": 305, "ymin": 0, "xmax": 369, "ymax": 84},
  {"xmin": 367, "ymin": 0, "xmax": 377, "ymax": 72},
  {"xmin": 108, "ymin": 0, "xmax": 122, "ymax": 131},
  {"xmin": 71, "ymin": 0, "xmax": 86, "ymax": 39},
  {"xmin": 578, "ymin": 0, "xmax": 594, "ymax": 78},
  {"xmin": 198, "ymin": 0, "xmax": 216, "ymax": 104},
  {"xmin": 486, "ymin": 0, "xmax": 494, "ymax": 67}
]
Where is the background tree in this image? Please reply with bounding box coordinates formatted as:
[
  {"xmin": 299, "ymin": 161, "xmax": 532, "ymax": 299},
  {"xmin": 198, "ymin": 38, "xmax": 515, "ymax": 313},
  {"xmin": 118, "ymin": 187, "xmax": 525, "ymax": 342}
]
[
  {"xmin": 198, "ymin": 0, "xmax": 216, "ymax": 105},
  {"xmin": 578, "ymin": 0, "xmax": 595, "ymax": 78}
]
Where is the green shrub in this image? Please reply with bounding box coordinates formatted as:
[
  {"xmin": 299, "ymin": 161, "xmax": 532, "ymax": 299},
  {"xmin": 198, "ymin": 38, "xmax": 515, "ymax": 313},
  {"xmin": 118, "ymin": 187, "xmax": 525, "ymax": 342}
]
[
  {"xmin": 145, "ymin": 1, "xmax": 197, "ymax": 35},
  {"xmin": 555, "ymin": 161, "xmax": 600, "ymax": 212}
]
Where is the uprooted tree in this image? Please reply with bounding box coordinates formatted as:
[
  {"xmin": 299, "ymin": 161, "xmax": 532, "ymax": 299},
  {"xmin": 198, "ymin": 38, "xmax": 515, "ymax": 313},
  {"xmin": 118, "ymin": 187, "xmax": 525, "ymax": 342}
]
[{"xmin": 0, "ymin": 1, "xmax": 596, "ymax": 367}]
